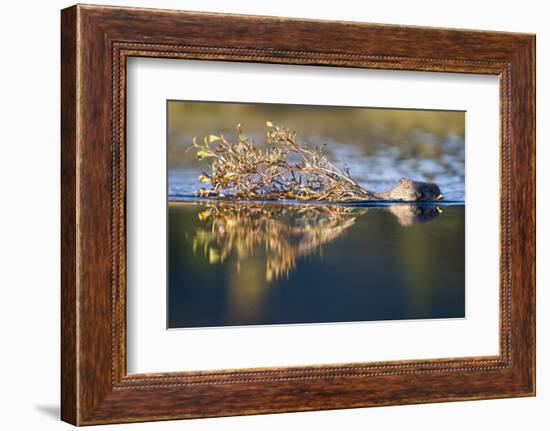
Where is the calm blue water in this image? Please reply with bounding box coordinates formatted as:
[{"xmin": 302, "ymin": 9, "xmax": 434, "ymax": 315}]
[{"xmin": 168, "ymin": 201, "xmax": 465, "ymax": 329}]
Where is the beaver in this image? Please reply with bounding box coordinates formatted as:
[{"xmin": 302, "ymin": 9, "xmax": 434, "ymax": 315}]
[
  {"xmin": 193, "ymin": 123, "xmax": 446, "ymax": 203},
  {"xmin": 371, "ymin": 178, "xmax": 443, "ymax": 202}
]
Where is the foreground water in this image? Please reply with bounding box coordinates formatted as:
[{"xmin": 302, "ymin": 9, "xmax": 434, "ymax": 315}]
[{"xmin": 168, "ymin": 200, "xmax": 465, "ymax": 329}]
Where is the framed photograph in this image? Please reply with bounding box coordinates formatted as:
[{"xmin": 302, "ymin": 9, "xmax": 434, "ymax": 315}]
[{"xmin": 61, "ymin": 4, "xmax": 535, "ymax": 425}]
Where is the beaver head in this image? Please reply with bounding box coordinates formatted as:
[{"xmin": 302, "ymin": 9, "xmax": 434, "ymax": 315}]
[{"xmin": 387, "ymin": 178, "xmax": 443, "ymax": 202}]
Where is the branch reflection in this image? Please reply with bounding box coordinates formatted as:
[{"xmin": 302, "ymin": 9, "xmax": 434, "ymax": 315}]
[{"xmin": 189, "ymin": 201, "xmax": 442, "ymax": 281}]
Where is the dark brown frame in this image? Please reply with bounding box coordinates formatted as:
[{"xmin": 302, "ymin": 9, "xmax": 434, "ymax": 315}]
[{"xmin": 61, "ymin": 4, "xmax": 535, "ymax": 426}]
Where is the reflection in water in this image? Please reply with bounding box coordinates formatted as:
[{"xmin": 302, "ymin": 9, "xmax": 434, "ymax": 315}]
[
  {"xmin": 192, "ymin": 202, "xmax": 365, "ymax": 282},
  {"xmin": 168, "ymin": 201, "xmax": 464, "ymax": 328},
  {"xmin": 384, "ymin": 204, "xmax": 442, "ymax": 226},
  {"xmin": 188, "ymin": 200, "xmax": 442, "ymax": 281}
]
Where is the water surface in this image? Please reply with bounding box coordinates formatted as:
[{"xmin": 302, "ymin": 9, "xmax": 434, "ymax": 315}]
[{"xmin": 168, "ymin": 200, "xmax": 465, "ymax": 329}]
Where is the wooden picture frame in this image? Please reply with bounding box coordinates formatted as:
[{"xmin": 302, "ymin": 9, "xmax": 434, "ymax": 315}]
[{"xmin": 61, "ymin": 4, "xmax": 535, "ymax": 425}]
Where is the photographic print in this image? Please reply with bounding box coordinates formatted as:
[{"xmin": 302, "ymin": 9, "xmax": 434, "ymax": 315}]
[
  {"xmin": 167, "ymin": 101, "xmax": 465, "ymax": 329},
  {"xmin": 60, "ymin": 7, "xmax": 536, "ymax": 423}
]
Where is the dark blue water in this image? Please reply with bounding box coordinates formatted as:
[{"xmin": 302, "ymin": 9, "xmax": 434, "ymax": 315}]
[{"xmin": 167, "ymin": 200, "xmax": 465, "ymax": 329}]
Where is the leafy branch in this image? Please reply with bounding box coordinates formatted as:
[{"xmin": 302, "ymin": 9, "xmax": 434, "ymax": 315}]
[{"xmin": 192, "ymin": 122, "xmax": 373, "ymax": 202}]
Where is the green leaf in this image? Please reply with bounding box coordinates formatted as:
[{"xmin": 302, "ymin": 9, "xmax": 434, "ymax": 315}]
[{"xmin": 196, "ymin": 150, "xmax": 214, "ymax": 159}]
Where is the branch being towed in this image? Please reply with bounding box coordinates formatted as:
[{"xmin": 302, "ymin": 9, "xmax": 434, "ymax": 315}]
[{"xmin": 192, "ymin": 122, "xmax": 374, "ymax": 202}]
